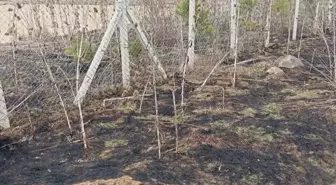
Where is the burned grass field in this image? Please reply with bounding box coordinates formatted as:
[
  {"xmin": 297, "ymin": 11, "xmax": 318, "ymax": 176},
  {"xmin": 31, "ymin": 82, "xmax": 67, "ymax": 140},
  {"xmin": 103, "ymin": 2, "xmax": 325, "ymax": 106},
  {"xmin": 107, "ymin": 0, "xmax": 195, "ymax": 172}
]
[{"xmin": 1, "ymin": 55, "xmax": 336, "ymax": 185}]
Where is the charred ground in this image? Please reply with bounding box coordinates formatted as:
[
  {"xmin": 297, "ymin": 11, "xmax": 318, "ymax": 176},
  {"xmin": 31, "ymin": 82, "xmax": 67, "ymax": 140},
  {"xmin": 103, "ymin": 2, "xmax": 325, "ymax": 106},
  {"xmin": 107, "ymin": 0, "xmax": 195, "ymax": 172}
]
[{"xmin": 1, "ymin": 39, "xmax": 336, "ymax": 185}]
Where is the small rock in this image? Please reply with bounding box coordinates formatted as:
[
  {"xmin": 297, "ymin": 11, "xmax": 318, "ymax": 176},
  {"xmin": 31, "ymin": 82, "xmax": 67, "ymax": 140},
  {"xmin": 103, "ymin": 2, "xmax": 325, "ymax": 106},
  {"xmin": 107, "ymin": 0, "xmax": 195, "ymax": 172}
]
[
  {"xmin": 266, "ymin": 67, "xmax": 285, "ymax": 76},
  {"xmin": 276, "ymin": 55, "xmax": 304, "ymax": 69}
]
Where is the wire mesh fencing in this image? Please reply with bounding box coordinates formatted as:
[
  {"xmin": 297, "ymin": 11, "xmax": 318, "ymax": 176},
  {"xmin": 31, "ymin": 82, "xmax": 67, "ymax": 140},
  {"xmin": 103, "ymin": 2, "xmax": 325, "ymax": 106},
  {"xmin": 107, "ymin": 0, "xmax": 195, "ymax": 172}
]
[{"xmin": 0, "ymin": 0, "xmax": 335, "ymax": 129}]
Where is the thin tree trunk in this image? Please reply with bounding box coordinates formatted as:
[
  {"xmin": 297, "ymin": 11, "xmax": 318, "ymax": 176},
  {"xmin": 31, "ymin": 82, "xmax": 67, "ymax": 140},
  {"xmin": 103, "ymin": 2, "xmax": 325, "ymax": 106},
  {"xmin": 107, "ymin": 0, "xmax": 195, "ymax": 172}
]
[
  {"xmin": 230, "ymin": 0, "xmax": 237, "ymax": 53},
  {"xmin": 292, "ymin": 0, "xmax": 300, "ymax": 40},
  {"xmin": 287, "ymin": 0, "xmax": 293, "ymax": 54},
  {"xmin": 333, "ymin": 2, "xmax": 336, "ymax": 82},
  {"xmin": 152, "ymin": 54, "xmax": 161, "ymax": 159},
  {"xmin": 39, "ymin": 47, "xmax": 72, "ymax": 134},
  {"xmin": 171, "ymin": 80, "xmax": 178, "ymax": 152},
  {"xmin": 313, "ymin": 1, "xmax": 320, "ymax": 34},
  {"xmin": 265, "ymin": 0, "xmax": 273, "ymax": 48},
  {"xmin": 120, "ymin": 0, "xmax": 131, "ymax": 88},
  {"xmin": 187, "ymin": 0, "xmax": 196, "ymax": 70},
  {"xmin": 298, "ymin": 18, "xmax": 306, "ymax": 58},
  {"xmin": 11, "ymin": 7, "xmax": 18, "ymax": 85},
  {"xmin": 328, "ymin": 0, "xmax": 333, "ymax": 30},
  {"xmin": 232, "ymin": 4, "xmax": 239, "ymax": 88}
]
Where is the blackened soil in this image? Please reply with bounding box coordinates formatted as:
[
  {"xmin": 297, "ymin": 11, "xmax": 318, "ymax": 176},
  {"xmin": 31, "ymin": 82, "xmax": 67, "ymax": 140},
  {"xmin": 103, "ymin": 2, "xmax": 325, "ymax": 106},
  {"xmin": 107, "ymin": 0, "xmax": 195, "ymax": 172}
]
[{"xmin": 1, "ymin": 58, "xmax": 336, "ymax": 185}]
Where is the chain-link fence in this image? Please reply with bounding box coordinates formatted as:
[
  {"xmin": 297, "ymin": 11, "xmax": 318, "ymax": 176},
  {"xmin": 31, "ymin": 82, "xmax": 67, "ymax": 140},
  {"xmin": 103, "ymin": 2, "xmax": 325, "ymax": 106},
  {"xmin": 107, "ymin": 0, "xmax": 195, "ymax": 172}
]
[{"xmin": 0, "ymin": 0, "xmax": 334, "ymax": 129}]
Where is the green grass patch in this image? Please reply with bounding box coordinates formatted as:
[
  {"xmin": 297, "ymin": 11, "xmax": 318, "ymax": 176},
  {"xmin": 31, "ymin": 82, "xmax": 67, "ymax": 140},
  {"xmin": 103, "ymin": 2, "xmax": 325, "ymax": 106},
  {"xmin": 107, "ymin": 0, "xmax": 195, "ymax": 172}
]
[
  {"xmin": 136, "ymin": 114, "xmax": 191, "ymax": 123},
  {"xmin": 307, "ymin": 157, "xmax": 320, "ymax": 167},
  {"xmin": 205, "ymin": 162, "xmax": 219, "ymax": 172},
  {"xmin": 304, "ymin": 133, "xmax": 323, "ymax": 141},
  {"xmin": 100, "ymin": 139, "xmax": 128, "ymax": 160},
  {"xmin": 105, "ymin": 139, "xmax": 128, "ymax": 148},
  {"xmin": 235, "ymin": 125, "xmax": 275, "ymax": 143},
  {"xmin": 279, "ymin": 128, "xmax": 292, "ymax": 135},
  {"xmin": 241, "ymin": 173, "xmax": 263, "ymax": 185},
  {"xmin": 210, "ymin": 120, "xmax": 231, "ymax": 130},
  {"xmin": 294, "ymin": 165, "xmax": 306, "ymax": 173},
  {"xmin": 226, "ymin": 88, "xmax": 250, "ymax": 96},
  {"xmin": 248, "ymin": 63, "xmax": 268, "ymax": 78},
  {"xmin": 306, "ymin": 154, "xmax": 336, "ymax": 176},
  {"xmin": 64, "ymin": 37, "xmax": 97, "ymax": 62},
  {"xmin": 286, "ymin": 90, "xmax": 321, "ymax": 100},
  {"xmin": 262, "ymin": 103, "xmax": 282, "ymax": 119},
  {"xmin": 241, "ymin": 107, "xmax": 257, "ymax": 117},
  {"xmin": 192, "ymin": 107, "xmax": 234, "ymax": 115},
  {"xmin": 192, "ymin": 92, "xmax": 215, "ymax": 101}
]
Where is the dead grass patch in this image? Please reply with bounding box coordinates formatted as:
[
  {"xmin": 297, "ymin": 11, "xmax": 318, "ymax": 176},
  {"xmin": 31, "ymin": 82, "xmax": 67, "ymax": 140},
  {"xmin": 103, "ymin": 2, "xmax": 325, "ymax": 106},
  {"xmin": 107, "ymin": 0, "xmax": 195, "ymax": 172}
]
[
  {"xmin": 73, "ymin": 175, "xmax": 143, "ymax": 185},
  {"xmin": 124, "ymin": 160, "xmax": 150, "ymax": 173}
]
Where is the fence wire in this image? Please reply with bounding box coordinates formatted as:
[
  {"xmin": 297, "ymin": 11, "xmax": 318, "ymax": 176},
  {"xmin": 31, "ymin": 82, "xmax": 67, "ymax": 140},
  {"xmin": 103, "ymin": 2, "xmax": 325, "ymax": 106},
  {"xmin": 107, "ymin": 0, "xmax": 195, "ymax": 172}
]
[{"xmin": 0, "ymin": 0, "xmax": 334, "ymax": 128}]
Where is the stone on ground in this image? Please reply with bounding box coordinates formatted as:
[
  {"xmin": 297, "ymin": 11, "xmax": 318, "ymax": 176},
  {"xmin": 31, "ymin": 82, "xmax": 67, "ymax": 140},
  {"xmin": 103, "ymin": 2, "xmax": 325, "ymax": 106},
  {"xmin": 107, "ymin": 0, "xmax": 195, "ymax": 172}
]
[
  {"xmin": 266, "ymin": 66, "xmax": 285, "ymax": 76},
  {"xmin": 276, "ymin": 55, "xmax": 304, "ymax": 69}
]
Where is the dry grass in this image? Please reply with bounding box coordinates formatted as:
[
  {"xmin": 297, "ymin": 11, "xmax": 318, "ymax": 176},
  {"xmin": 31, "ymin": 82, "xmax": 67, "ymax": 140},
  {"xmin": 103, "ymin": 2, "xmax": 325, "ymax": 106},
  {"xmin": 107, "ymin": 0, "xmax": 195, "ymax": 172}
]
[{"xmin": 73, "ymin": 175, "xmax": 143, "ymax": 185}]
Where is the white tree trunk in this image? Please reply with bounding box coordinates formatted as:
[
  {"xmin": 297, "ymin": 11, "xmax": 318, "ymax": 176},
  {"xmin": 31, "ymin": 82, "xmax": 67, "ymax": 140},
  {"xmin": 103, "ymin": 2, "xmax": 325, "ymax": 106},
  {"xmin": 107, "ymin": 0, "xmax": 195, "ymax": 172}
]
[
  {"xmin": 120, "ymin": 0, "xmax": 131, "ymax": 88},
  {"xmin": 328, "ymin": 0, "xmax": 333, "ymax": 29},
  {"xmin": 313, "ymin": 1, "xmax": 320, "ymax": 34},
  {"xmin": 333, "ymin": 1, "xmax": 336, "ymax": 82},
  {"xmin": 232, "ymin": 5, "xmax": 239, "ymax": 88},
  {"xmin": 292, "ymin": 0, "xmax": 300, "ymax": 40},
  {"xmin": 230, "ymin": 0, "xmax": 237, "ymax": 51},
  {"xmin": 265, "ymin": 0, "xmax": 273, "ymax": 48},
  {"xmin": 0, "ymin": 81, "xmax": 10, "ymax": 129},
  {"xmin": 187, "ymin": 0, "xmax": 196, "ymax": 70}
]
